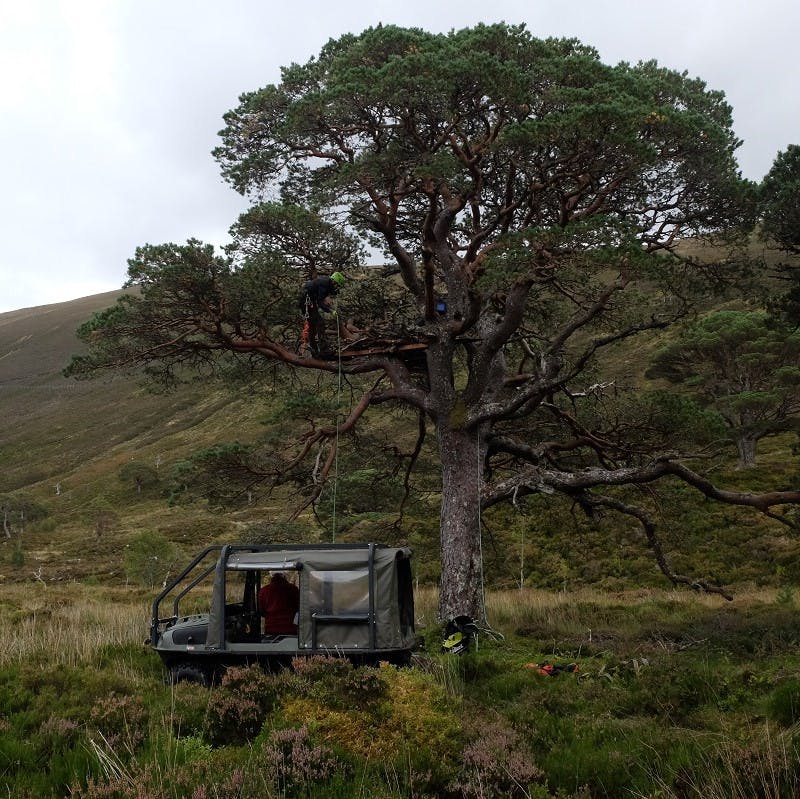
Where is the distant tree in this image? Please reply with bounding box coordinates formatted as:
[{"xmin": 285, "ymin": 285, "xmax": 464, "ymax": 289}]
[
  {"xmin": 648, "ymin": 310, "xmax": 800, "ymax": 467},
  {"xmin": 760, "ymin": 145, "xmax": 800, "ymax": 325},
  {"xmin": 88, "ymin": 496, "xmax": 119, "ymax": 541},
  {"xmin": 0, "ymin": 495, "xmax": 48, "ymax": 538},
  {"xmin": 124, "ymin": 530, "xmax": 179, "ymax": 588},
  {"xmin": 67, "ymin": 24, "xmax": 800, "ymax": 617},
  {"xmin": 760, "ymin": 145, "xmax": 800, "ymax": 256},
  {"xmin": 118, "ymin": 462, "xmax": 160, "ymax": 495}
]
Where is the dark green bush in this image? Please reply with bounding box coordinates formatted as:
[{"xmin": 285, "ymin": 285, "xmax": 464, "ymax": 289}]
[
  {"xmin": 169, "ymin": 682, "xmax": 211, "ymax": 739},
  {"xmin": 767, "ymin": 679, "xmax": 800, "ymax": 727}
]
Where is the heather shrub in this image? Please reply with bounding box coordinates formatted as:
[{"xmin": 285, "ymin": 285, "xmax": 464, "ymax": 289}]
[
  {"xmin": 650, "ymin": 727, "xmax": 800, "ymax": 799},
  {"xmin": 194, "ymin": 768, "xmax": 248, "ymax": 799},
  {"xmin": 218, "ymin": 663, "xmax": 277, "ymax": 707},
  {"xmin": 290, "ymin": 655, "xmax": 387, "ymax": 709},
  {"xmin": 89, "ymin": 692, "xmax": 149, "ymax": 750},
  {"xmin": 37, "ymin": 714, "xmax": 82, "ymax": 754},
  {"xmin": 76, "ymin": 771, "xmax": 169, "ymax": 799},
  {"xmin": 624, "ymin": 661, "xmax": 717, "ymax": 721},
  {"xmin": 203, "ymin": 664, "xmax": 278, "ymax": 745},
  {"xmin": 0, "ymin": 666, "xmax": 35, "ymax": 715},
  {"xmin": 258, "ymin": 725, "xmax": 340, "ymax": 796},
  {"xmin": 450, "ymin": 716, "xmax": 544, "ymax": 798},
  {"xmin": 20, "ymin": 660, "xmax": 139, "ymax": 714},
  {"xmin": 169, "ymin": 748, "xmax": 260, "ymax": 799},
  {"xmin": 169, "ymin": 681, "xmax": 212, "ymax": 739},
  {"xmin": 205, "ymin": 691, "xmax": 263, "ymax": 746},
  {"xmin": 280, "ymin": 662, "xmax": 462, "ymax": 793}
]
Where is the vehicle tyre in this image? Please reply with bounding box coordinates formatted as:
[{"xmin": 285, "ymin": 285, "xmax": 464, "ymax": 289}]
[{"xmin": 169, "ymin": 663, "xmax": 210, "ymax": 687}]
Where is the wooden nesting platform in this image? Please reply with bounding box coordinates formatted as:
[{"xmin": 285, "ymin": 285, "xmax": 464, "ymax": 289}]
[{"xmin": 336, "ymin": 338, "xmax": 429, "ymax": 359}]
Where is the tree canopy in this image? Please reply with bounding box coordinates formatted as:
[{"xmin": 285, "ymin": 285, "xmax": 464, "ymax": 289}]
[
  {"xmin": 67, "ymin": 23, "xmax": 800, "ymax": 619},
  {"xmin": 759, "ymin": 145, "xmax": 800, "ymax": 326},
  {"xmin": 760, "ymin": 144, "xmax": 800, "ymax": 256},
  {"xmin": 648, "ymin": 310, "xmax": 800, "ymax": 468}
]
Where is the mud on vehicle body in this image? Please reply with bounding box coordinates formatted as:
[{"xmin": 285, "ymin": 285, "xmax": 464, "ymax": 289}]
[{"xmin": 150, "ymin": 542, "xmax": 417, "ymax": 685}]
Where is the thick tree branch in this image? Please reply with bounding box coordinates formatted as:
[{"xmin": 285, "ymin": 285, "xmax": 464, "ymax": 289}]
[
  {"xmin": 583, "ymin": 493, "xmax": 734, "ymax": 600},
  {"xmin": 484, "ymin": 458, "xmax": 800, "ymax": 520}
]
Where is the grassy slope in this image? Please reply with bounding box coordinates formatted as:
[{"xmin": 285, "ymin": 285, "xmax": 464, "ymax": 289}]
[
  {"xmin": 1, "ymin": 258, "xmax": 799, "ymax": 591},
  {"xmin": 0, "ymin": 293, "xmax": 271, "ymax": 581}
]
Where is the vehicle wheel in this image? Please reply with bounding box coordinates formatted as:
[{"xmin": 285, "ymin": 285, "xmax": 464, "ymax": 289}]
[{"xmin": 169, "ymin": 663, "xmax": 210, "ymax": 687}]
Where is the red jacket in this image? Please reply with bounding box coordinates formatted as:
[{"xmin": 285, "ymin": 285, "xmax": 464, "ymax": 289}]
[{"xmin": 258, "ymin": 575, "xmax": 299, "ymax": 635}]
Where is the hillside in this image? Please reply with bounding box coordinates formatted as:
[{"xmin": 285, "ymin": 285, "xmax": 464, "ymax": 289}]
[
  {"xmin": 2, "ymin": 280, "xmax": 799, "ymax": 593},
  {"xmin": 0, "ymin": 293, "xmax": 271, "ymax": 581}
]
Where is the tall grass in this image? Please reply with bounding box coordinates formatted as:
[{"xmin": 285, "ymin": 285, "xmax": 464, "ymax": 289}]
[
  {"xmin": 638, "ymin": 720, "xmax": 800, "ymax": 799},
  {"xmin": 417, "ymin": 583, "xmax": 779, "ymax": 627},
  {"xmin": 1, "ymin": 583, "xmax": 148, "ymax": 668},
  {"xmin": 4, "ymin": 582, "xmax": 782, "ymax": 670}
]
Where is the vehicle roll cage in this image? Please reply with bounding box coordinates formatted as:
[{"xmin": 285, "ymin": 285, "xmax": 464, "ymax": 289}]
[{"xmin": 150, "ymin": 542, "xmax": 383, "ymax": 648}]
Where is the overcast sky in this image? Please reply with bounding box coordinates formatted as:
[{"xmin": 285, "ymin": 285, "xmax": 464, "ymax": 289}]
[{"xmin": 1, "ymin": 0, "xmax": 797, "ymax": 314}]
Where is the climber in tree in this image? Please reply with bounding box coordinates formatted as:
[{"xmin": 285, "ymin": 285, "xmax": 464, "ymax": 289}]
[{"xmin": 298, "ymin": 271, "xmax": 345, "ymax": 357}]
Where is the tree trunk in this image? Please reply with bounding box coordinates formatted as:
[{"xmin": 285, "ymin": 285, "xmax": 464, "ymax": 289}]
[
  {"xmin": 735, "ymin": 434, "xmax": 758, "ymax": 469},
  {"xmin": 436, "ymin": 422, "xmax": 486, "ymax": 622}
]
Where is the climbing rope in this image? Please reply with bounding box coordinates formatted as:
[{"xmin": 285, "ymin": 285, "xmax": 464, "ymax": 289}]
[
  {"xmin": 331, "ymin": 314, "xmax": 343, "ymax": 542},
  {"xmin": 477, "ymin": 427, "xmax": 487, "ymax": 623},
  {"xmin": 475, "ymin": 427, "xmax": 504, "ymax": 646}
]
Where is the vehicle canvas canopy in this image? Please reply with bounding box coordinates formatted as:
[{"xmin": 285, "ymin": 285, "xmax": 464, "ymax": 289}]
[{"xmin": 205, "ymin": 544, "xmax": 415, "ymax": 653}]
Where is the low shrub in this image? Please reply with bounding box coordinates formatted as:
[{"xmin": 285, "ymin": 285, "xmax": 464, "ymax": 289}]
[
  {"xmin": 767, "ymin": 679, "xmax": 800, "ymax": 727},
  {"xmin": 289, "ymin": 655, "xmax": 387, "ymax": 709},
  {"xmin": 650, "ymin": 726, "xmax": 800, "ymax": 799},
  {"xmin": 449, "ymin": 715, "xmax": 544, "ymax": 798},
  {"xmin": 169, "ymin": 682, "xmax": 212, "ymax": 739},
  {"xmin": 279, "ymin": 662, "xmax": 463, "ymax": 794},
  {"xmin": 89, "ymin": 692, "xmax": 149, "ymax": 750},
  {"xmin": 258, "ymin": 725, "xmax": 341, "ymax": 795},
  {"xmin": 203, "ymin": 665, "xmax": 278, "ymax": 745},
  {"xmin": 37, "ymin": 714, "xmax": 82, "ymax": 754}
]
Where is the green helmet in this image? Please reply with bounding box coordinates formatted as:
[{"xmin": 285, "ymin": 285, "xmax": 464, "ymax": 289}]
[{"xmin": 331, "ymin": 271, "xmax": 345, "ymax": 286}]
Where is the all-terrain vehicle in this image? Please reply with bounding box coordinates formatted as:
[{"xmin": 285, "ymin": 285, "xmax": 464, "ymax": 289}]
[{"xmin": 150, "ymin": 543, "xmax": 417, "ymax": 684}]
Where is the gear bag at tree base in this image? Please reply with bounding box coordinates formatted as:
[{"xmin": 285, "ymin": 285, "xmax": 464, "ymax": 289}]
[{"xmin": 442, "ymin": 615, "xmax": 479, "ymax": 655}]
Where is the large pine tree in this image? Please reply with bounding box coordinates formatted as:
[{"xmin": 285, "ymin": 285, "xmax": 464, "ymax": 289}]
[{"xmin": 67, "ymin": 24, "xmax": 800, "ymax": 619}]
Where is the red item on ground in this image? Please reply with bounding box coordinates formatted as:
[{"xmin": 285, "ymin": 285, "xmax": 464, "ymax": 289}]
[{"xmin": 525, "ymin": 662, "xmax": 579, "ymax": 677}]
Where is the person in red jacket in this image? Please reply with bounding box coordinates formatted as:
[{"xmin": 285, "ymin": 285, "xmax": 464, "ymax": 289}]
[{"xmin": 258, "ymin": 572, "xmax": 300, "ymax": 635}]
